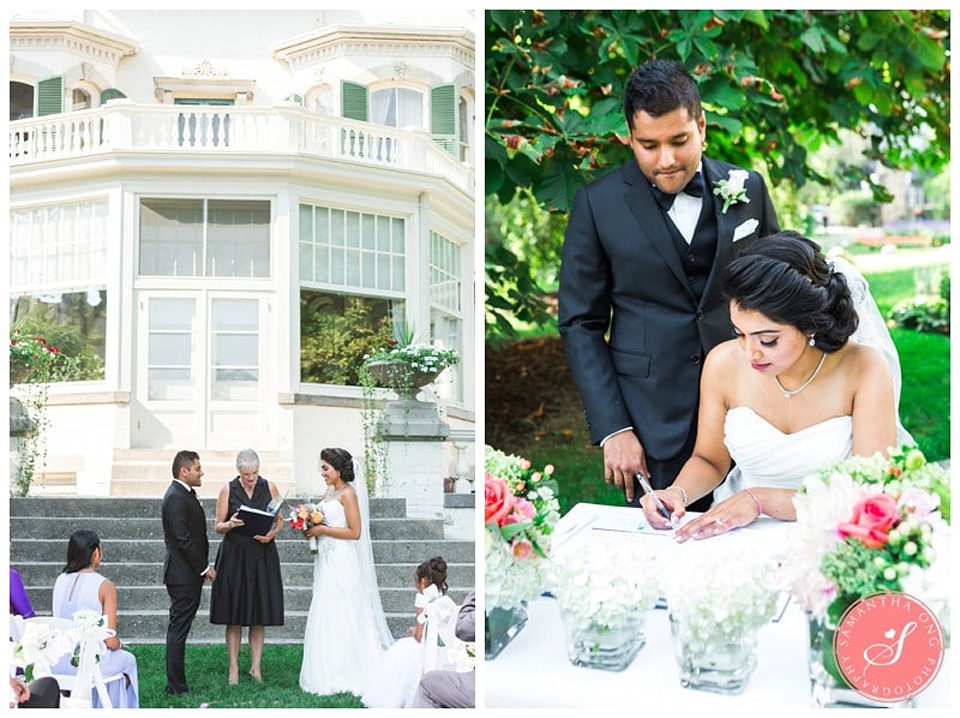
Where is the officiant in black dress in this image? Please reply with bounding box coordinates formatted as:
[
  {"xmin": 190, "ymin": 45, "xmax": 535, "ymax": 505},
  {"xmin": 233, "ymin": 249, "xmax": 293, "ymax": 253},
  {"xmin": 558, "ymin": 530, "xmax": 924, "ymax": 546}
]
[{"xmin": 210, "ymin": 448, "xmax": 285, "ymax": 685}]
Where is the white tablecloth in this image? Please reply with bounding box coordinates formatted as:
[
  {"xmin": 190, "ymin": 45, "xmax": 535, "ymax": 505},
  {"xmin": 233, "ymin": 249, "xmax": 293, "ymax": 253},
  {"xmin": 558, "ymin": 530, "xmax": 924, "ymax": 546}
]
[{"xmin": 484, "ymin": 503, "xmax": 951, "ymax": 709}]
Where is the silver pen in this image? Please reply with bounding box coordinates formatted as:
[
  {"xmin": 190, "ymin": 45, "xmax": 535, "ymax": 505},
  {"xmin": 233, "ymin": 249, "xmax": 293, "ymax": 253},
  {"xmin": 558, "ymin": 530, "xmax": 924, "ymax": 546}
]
[{"xmin": 635, "ymin": 472, "xmax": 678, "ymax": 527}]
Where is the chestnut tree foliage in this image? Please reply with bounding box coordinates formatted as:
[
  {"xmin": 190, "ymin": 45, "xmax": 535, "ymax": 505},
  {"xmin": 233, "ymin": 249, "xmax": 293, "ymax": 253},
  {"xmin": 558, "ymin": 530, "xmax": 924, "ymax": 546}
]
[{"xmin": 484, "ymin": 9, "xmax": 949, "ymax": 337}]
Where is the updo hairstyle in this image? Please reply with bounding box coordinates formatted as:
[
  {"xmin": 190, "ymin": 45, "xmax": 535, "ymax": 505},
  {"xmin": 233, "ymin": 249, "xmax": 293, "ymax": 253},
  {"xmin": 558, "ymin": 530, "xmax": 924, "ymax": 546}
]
[
  {"xmin": 722, "ymin": 230, "xmax": 858, "ymax": 352},
  {"xmin": 320, "ymin": 447, "xmax": 355, "ymax": 483},
  {"xmin": 416, "ymin": 556, "xmax": 449, "ymax": 594}
]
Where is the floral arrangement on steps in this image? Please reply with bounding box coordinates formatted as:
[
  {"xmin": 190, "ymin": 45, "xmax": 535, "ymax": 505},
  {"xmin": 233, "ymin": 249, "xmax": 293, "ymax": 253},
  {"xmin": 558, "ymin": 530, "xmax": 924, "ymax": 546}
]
[
  {"xmin": 484, "ymin": 445, "xmax": 560, "ymax": 658},
  {"xmin": 786, "ymin": 445, "xmax": 950, "ymax": 707}
]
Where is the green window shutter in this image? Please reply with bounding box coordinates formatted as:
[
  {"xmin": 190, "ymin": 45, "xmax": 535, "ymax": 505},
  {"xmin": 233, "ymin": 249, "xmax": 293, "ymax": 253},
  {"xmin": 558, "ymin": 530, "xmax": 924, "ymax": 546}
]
[
  {"xmin": 430, "ymin": 84, "xmax": 457, "ymax": 157},
  {"xmin": 341, "ymin": 81, "xmax": 368, "ymax": 121},
  {"xmin": 37, "ymin": 76, "xmax": 64, "ymax": 116},
  {"xmin": 100, "ymin": 88, "xmax": 127, "ymax": 103}
]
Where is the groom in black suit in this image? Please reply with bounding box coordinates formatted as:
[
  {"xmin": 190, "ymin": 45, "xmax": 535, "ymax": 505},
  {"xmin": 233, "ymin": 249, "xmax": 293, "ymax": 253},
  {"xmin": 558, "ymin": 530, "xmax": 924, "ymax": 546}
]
[
  {"xmin": 161, "ymin": 450, "xmax": 216, "ymax": 695},
  {"xmin": 559, "ymin": 59, "xmax": 779, "ymax": 510}
]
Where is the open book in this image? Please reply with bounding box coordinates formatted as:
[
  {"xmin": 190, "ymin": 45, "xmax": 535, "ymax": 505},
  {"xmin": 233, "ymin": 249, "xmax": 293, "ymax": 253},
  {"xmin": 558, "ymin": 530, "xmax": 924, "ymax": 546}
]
[{"xmin": 234, "ymin": 504, "xmax": 279, "ymax": 538}]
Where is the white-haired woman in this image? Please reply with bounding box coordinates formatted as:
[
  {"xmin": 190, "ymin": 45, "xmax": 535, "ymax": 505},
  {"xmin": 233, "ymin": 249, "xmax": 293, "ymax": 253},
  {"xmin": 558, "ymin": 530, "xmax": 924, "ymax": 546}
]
[{"xmin": 210, "ymin": 448, "xmax": 285, "ymax": 685}]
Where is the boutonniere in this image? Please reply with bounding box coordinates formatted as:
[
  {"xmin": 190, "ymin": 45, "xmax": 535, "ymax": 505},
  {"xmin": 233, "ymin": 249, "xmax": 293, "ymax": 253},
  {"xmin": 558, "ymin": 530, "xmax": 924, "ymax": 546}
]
[{"xmin": 713, "ymin": 169, "xmax": 751, "ymax": 213}]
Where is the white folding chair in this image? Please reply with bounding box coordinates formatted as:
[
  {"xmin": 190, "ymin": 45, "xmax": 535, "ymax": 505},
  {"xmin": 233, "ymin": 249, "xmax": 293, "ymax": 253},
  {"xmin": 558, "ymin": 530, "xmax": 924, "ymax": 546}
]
[
  {"xmin": 25, "ymin": 615, "xmax": 128, "ymax": 709},
  {"xmin": 10, "ymin": 613, "xmax": 26, "ymax": 642}
]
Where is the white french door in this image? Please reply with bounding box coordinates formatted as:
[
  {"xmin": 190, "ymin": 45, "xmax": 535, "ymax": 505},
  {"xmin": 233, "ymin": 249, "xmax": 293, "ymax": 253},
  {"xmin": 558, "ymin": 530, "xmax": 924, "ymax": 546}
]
[{"xmin": 134, "ymin": 290, "xmax": 270, "ymax": 449}]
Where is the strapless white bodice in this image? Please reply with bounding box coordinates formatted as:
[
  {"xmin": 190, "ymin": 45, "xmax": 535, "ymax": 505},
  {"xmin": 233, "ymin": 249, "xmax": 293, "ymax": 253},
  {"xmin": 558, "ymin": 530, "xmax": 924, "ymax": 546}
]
[{"xmin": 713, "ymin": 406, "xmax": 853, "ymax": 503}]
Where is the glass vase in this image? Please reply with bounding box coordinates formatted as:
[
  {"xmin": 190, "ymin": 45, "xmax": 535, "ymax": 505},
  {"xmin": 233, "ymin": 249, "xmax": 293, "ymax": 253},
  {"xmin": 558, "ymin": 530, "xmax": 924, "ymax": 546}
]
[
  {"xmin": 559, "ymin": 608, "xmax": 646, "ymax": 671},
  {"xmin": 669, "ymin": 615, "xmax": 759, "ymax": 694},
  {"xmin": 807, "ymin": 615, "xmax": 916, "ymax": 708},
  {"xmin": 485, "ymin": 603, "xmax": 527, "ymax": 659}
]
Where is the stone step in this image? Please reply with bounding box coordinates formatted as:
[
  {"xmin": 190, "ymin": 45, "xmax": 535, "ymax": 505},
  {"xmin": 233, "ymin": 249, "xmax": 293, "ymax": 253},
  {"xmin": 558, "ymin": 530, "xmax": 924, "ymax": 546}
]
[
  {"xmin": 11, "ymin": 537, "xmax": 475, "ymax": 565},
  {"xmin": 105, "ymin": 610, "xmax": 408, "ymax": 644},
  {"xmin": 25, "ymin": 584, "xmax": 473, "ymax": 614},
  {"xmin": 9, "ymin": 496, "xmax": 409, "ymax": 519},
  {"xmin": 13, "ymin": 562, "xmax": 475, "ymax": 590},
  {"xmin": 8, "ymin": 516, "xmax": 445, "ymax": 542}
]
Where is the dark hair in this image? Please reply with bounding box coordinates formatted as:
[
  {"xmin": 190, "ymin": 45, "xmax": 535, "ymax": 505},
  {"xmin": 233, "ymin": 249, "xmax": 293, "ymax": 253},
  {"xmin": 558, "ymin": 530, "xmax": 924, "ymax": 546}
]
[
  {"xmin": 172, "ymin": 450, "xmax": 200, "ymax": 480},
  {"xmin": 722, "ymin": 230, "xmax": 859, "ymax": 352},
  {"xmin": 63, "ymin": 529, "xmax": 100, "ymax": 574},
  {"xmin": 320, "ymin": 447, "xmax": 354, "ymax": 483},
  {"xmin": 416, "ymin": 556, "xmax": 448, "ymax": 594},
  {"xmin": 624, "ymin": 59, "xmax": 702, "ymax": 129}
]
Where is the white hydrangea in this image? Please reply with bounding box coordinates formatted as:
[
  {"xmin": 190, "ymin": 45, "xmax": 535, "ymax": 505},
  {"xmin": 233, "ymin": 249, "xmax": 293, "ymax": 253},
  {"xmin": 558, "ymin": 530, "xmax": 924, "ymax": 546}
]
[
  {"xmin": 663, "ymin": 543, "xmax": 780, "ymax": 646},
  {"xmin": 552, "ymin": 540, "xmax": 660, "ymax": 631}
]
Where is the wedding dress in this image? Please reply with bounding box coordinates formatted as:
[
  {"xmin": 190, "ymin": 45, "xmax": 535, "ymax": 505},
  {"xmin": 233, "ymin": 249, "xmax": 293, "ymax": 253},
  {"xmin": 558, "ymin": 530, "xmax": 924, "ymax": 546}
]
[
  {"xmin": 713, "ymin": 407, "xmax": 853, "ymax": 502},
  {"xmin": 361, "ymin": 585, "xmax": 460, "ymax": 708},
  {"xmin": 299, "ymin": 465, "xmax": 393, "ymax": 696}
]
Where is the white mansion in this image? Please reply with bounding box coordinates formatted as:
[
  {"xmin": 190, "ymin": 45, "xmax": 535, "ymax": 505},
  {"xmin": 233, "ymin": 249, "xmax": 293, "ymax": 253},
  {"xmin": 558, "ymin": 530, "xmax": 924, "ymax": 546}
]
[{"xmin": 8, "ymin": 9, "xmax": 476, "ymax": 498}]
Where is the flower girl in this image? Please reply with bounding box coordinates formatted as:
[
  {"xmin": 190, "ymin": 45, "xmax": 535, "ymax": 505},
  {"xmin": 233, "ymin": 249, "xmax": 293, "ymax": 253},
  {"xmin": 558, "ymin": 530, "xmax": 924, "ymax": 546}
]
[{"xmin": 361, "ymin": 557, "xmax": 459, "ymax": 708}]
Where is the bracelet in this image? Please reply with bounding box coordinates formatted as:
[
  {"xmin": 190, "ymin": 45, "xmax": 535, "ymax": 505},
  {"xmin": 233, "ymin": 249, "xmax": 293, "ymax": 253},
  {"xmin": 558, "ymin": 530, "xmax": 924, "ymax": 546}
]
[
  {"xmin": 665, "ymin": 485, "xmax": 688, "ymax": 507},
  {"xmin": 743, "ymin": 488, "xmax": 763, "ymax": 518}
]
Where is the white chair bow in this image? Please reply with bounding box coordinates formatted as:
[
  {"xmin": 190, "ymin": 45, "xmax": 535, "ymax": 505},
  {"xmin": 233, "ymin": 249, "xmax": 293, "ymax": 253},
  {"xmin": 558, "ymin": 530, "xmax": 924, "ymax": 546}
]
[
  {"xmin": 418, "ymin": 586, "xmax": 459, "ymax": 673},
  {"xmin": 15, "ymin": 612, "xmax": 126, "ymax": 709}
]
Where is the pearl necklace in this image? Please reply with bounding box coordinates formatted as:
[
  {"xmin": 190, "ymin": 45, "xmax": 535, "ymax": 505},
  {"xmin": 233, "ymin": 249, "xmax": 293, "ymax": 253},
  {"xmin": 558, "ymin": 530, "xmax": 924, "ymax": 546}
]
[{"xmin": 775, "ymin": 350, "xmax": 826, "ymax": 398}]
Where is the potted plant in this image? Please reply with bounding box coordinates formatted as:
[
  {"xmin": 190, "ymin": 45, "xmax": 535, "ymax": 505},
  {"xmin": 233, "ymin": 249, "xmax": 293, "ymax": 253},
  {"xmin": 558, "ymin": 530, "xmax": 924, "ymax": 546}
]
[{"xmin": 362, "ymin": 322, "xmax": 459, "ymax": 401}]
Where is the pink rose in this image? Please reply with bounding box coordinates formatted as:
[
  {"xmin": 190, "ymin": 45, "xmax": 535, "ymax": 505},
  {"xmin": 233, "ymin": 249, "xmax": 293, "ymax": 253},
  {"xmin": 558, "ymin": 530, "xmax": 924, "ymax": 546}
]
[
  {"xmin": 485, "ymin": 475, "xmax": 515, "ymax": 527},
  {"xmin": 837, "ymin": 493, "xmax": 899, "ymax": 549},
  {"xmin": 518, "ymin": 458, "xmax": 532, "ymax": 471},
  {"xmin": 502, "ymin": 497, "xmax": 536, "ymax": 526},
  {"xmin": 512, "ymin": 538, "xmax": 533, "ymax": 559},
  {"xmin": 544, "ymin": 464, "xmax": 555, "ymax": 475}
]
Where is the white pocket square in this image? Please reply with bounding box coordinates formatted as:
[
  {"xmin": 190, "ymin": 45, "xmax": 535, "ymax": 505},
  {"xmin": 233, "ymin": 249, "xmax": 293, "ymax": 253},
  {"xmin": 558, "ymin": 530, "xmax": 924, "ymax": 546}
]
[{"xmin": 732, "ymin": 218, "xmax": 759, "ymax": 242}]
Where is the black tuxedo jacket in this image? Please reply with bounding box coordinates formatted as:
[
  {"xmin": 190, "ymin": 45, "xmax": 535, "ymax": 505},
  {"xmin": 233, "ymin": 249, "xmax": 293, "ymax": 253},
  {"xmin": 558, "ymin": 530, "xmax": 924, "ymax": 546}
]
[
  {"xmin": 558, "ymin": 156, "xmax": 780, "ymax": 459},
  {"xmin": 161, "ymin": 481, "xmax": 210, "ymax": 586}
]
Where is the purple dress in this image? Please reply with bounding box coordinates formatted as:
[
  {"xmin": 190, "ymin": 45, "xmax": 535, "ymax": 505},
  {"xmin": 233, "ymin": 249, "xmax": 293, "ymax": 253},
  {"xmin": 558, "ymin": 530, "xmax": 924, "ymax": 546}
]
[{"xmin": 10, "ymin": 568, "xmax": 36, "ymax": 618}]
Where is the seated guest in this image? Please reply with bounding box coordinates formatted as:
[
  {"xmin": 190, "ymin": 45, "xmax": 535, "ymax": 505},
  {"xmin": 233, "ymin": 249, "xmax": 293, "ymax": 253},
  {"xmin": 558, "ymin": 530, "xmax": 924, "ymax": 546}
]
[
  {"xmin": 50, "ymin": 529, "xmax": 139, "ymax": 708},
  {"xmin": 9, "ymin": 676, "xmax": 60, "ymax": 709},
  {"xmin": 10, "ymin": 566, "xmax": 36, "ymax": 618},
  {"xmin": 416, "ymin": 589, "xmax": 475, "ymax": 709}
]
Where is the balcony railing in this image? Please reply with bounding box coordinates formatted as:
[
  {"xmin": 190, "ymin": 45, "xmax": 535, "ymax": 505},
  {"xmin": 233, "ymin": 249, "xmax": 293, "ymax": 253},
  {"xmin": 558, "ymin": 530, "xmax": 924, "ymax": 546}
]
[{"xmin": 10, "ymin": 103, "xmax": 474, "ymax": 195}]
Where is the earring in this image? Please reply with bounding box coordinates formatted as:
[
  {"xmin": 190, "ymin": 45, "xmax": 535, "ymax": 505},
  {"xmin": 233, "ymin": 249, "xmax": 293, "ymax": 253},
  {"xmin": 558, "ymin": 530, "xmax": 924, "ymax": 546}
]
[{"xmin": 809, "ymin": 334, "xmax": 816, "ymax": 346}]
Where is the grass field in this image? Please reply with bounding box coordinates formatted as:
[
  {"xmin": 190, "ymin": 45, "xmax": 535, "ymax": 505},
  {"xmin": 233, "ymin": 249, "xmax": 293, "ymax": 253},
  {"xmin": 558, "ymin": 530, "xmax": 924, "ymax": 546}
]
[{"xmin": 128, "ymin": 643, "xmax": 363, "ymax": 709}]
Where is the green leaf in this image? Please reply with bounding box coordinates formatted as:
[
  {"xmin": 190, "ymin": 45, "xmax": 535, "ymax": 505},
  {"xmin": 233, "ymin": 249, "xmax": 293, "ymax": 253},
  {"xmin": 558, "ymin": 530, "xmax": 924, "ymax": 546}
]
[
  {"xmin": 535, "ymin": 144, "xmax": 585, "ymax": 212},
  {"xmin": 800, "ymin": 27, "xmax": 826, "ymax": 54},
  {"xmin": 852, "ymin": 81, "xmax": 874, "ymax": 106},
  {"xmin": 911, "ymin": 37, "xmax": 947, "ymax": 72},
  {"xmin": 743, "ymin": 9, "xmax": 768, "ymax": 30}
]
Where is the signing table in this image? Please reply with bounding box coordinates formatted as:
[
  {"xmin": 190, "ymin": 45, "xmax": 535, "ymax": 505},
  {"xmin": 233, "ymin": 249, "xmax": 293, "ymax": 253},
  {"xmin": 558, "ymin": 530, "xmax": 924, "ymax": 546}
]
[{"xmin": 484, "ymin": 503, "xmax": 950, "ymax": 709}]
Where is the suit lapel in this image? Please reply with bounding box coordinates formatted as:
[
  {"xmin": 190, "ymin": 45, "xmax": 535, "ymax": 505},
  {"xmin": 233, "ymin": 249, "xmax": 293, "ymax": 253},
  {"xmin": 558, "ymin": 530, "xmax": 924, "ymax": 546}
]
[
  {"xmin": 622, "ymin": 163, "xmax": 694, "ymax": 301},
  {"xmin": 700, "ymin": 156, "xmax": 737, "ymax": 307}
]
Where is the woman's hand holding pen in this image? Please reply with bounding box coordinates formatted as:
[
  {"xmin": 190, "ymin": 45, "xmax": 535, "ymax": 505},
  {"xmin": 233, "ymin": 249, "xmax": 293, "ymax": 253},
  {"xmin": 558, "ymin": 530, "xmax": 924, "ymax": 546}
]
[{"xmin": 640, "ymin": 489, "xmax": 685, "ymax": 529}]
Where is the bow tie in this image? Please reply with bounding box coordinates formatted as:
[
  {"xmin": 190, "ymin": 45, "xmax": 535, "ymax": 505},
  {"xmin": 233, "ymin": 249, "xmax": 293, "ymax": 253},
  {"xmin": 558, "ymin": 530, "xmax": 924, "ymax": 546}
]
[{"xmin": 651, "ymin": 171, "xmax": 705, "ymax": 210}]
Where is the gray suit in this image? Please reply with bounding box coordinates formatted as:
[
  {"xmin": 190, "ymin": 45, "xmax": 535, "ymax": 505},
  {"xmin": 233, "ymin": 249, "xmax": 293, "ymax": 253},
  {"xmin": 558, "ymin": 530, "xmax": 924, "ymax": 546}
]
[{"xmin": 416, "ymin": 590, "xmax": 475, "ymax": 708}]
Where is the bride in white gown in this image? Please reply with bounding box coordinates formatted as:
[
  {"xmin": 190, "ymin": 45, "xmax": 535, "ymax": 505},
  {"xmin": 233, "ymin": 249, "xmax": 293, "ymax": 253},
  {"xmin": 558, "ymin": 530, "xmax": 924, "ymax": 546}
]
[
  {"xmin": 299, "ymin": 448, "xmax": 393, "ymax": 696},
  {"xmin": 641, "ymin": 231, "xmax": 905, "ymax": 540}
]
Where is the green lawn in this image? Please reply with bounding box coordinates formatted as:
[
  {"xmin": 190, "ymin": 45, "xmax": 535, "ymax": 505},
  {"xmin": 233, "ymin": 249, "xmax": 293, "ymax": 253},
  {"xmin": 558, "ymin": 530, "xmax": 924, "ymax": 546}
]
[
  {"xmin": 498, "ymin": 262, "xmax": 950, "ymax": 514},
  {"xmin": 128, "ymin": 643, "xmax": 364, "ymax": 708}
]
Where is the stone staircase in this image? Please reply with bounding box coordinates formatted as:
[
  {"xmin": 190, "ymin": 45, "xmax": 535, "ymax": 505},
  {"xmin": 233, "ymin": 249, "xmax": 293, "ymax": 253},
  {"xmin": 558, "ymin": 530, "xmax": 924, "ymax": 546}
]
[{"xmin": 9, "ymin": 497, "xmax": 474, "ymax": 644}]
